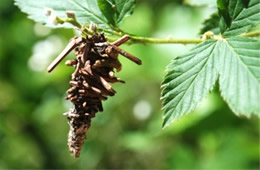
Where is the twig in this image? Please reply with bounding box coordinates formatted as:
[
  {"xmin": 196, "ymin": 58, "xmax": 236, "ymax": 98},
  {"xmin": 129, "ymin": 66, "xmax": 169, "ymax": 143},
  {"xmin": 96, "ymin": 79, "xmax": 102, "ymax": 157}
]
[
  {"xmin": 47, "ymin": 37, "xmax": 83, "ymax": 73},
  {"xmin": 111, "ymin": 35, "xmax": 130, "ymax": 46},
  {"xmin": 109, "ymin": 44, "xmax": 142, "ymax": 65}
]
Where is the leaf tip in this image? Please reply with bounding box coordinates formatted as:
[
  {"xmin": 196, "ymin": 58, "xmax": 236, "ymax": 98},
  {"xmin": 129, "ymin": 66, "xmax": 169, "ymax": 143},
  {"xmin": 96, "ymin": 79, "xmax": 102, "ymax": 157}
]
[
  {"xmin": 162, "ymin": 118, "xmax": 173, "ymax": 129},
  {"xmin": 162, "ymin": 111, "xmax": 175, "ymax": 129}
]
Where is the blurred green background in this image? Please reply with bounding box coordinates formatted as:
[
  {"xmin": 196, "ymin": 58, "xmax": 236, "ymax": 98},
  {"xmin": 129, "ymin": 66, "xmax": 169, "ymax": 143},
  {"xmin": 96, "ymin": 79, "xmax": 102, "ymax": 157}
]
[{"xmin": 0, "ymin": 0, "xmax": 259, "ymax": 169}]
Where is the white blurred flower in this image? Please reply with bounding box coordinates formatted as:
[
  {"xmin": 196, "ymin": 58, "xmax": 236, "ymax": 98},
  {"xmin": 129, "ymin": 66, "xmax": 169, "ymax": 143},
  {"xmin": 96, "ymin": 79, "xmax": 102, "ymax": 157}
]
[
  {"xmin": 43, "ymin": 8, "xmax": 59, "ymax": 25},
  {"xmin": 49, "ymin": 13, "xmax": 59, "ymax": 25},
  {"xmin": 133, "ymin": 100, "xmax": 152, "ymax": 120}
]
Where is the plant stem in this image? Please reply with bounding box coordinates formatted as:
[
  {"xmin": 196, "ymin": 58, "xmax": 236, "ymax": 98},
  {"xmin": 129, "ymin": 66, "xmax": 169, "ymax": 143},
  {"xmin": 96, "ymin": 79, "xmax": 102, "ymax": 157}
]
[
  {"xmin": 97, "ymin": 27, "xmax": 123, "ymax": 36},
  {"xmin": 127, "ymin": 36, "xmax": 203, "ymax": 44},
  {"xmin": 86, "ymin": 29, "xmax": 260, "ymax": 45},
  {"xmin": 123, "ymin": 30, "xmax": 260, "ymax": 44},
  {"xmin": 64, "ymin": 18, "xmax": 82, "ymax": 28},
  {"xmin": 241, "ymin": 30, "xmax": 260, "ymax": 37},
  {"xmin": 71, "ymin": 21, "xmax": 260, "ymax": 45}
]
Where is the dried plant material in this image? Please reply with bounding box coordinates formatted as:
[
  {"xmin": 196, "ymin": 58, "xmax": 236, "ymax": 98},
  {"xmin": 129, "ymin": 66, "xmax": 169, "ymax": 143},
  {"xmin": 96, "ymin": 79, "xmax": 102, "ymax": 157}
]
[{"xmin": 47, "ymin": 33, "xmax": 141, "ymax": 158}]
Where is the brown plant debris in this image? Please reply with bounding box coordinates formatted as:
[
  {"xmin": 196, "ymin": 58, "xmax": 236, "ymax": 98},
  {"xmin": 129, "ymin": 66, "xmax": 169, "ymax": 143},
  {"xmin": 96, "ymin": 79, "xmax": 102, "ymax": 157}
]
[{"xmin": 47, "ymin": 33, "xmax": 141, "ymax": 158}]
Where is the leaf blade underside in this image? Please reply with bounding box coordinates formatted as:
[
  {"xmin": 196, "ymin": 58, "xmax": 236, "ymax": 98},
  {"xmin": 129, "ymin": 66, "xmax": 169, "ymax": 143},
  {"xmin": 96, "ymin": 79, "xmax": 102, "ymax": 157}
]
[
  {"xmin": 161, "ymin": 40, "xmax": 218, "ymax": 128},
  {"xmin": 161, "ymin": 37, "xmax": 260, "ymax": 128},
  {"xmin": 15, "ymin": 0, "xmax": 136, "ymax": 29},
  {"xmin": 14, "ymin": 0, "xmax": 108, "ymax": 29},
  {"xmin": 218, "ymin": 37, "xmax": 260, "ymax": 116}
]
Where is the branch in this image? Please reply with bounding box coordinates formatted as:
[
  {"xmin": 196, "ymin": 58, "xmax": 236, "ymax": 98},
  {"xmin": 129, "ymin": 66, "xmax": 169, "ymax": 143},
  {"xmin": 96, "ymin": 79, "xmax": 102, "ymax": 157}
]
[
  {"xmin": 124, "ymin": 30, "xmax": 260, "ymax": 44},
  {"xmin": 65, "ymin": 17, "xmax": 260, "ymax": 45},
  {"xmin": 241, "ymin": 30, "xmax": 260, "ymax": 37},
  {"xmin": 127, "ymin": 36, "xmax": 202, "ymax": 44},
  {"xmin": 83, "ymin": 28, "xmax": 260, "ymax": 45}
]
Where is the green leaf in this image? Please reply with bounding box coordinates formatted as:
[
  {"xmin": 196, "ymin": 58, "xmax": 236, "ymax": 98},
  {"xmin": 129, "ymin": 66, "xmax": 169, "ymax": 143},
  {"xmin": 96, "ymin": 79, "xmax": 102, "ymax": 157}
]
[
  {"xmin": 161, "ymin": 37, "xmax": 260, "ymax": 128},
  {"xmin": 97, "ymin": 0, "xmax": 136, "ymax": 26},
  {"xmin": 217, "ymin": 0, "xmax": 232, "ymax": 33},
  {"xmin": 200, "ymin": 12, "xmax": 221, "ymax": 34},
  {"xmin": 114, "ymin": 0, "xmax": 136, "ymax": 24},
  {"xmin": 97, "ymin": 0, "xmax": 116, "ymax": 26},
  {"xmin": 218, "ymin": 37, "xmax": 260, "ymax": 116},
  {"xmin": 217, "ymin": 0, "xmax": 260, "ymax": 36},
  {"xmin": 161, "ymin": 40, "xmax": 219, "ymax": 128},
  {"xmin": 15, "ymin": 0, "xmax": 111, "ymax": 28},
  {"xmin": 15, "ymin": 0, "xmax": 136, "ymax": 29}
]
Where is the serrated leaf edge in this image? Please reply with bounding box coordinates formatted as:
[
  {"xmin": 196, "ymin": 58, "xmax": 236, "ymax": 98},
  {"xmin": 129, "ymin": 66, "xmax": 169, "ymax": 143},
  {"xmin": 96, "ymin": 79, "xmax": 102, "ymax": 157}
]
[{"xmin": 161, "ymin": 41, "xmax": 218, "ymax": 128}]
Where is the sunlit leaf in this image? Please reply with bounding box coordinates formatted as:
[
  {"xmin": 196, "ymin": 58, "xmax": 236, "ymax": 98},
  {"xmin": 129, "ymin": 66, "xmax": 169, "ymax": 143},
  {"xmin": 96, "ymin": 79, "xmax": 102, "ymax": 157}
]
[{"xmin": 15, "ymin": 0, "xmax": 111, "ymax": 29}]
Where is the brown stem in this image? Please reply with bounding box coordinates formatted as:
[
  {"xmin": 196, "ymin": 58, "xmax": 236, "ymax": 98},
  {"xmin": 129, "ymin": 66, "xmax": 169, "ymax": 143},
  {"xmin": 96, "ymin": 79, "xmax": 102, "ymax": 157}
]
[
  {"xmin": 111, "ymin": 35, "xmax": 130, "ymax": 46},
  {"xmin": 109, "ymin": 44, "xmax": 142, "ymax": 65},
  {"xmin": 47, "ymin": 37, "xmax": 83, "ymax": 73}
]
